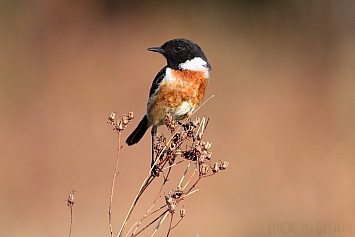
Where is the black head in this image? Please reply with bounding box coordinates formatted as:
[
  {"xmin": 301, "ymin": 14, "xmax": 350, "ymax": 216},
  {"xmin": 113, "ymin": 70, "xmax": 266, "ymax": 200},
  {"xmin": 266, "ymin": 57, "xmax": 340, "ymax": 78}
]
[{"xmin": 147, "ymin": 38, "xmax": 211, "ymax": 70}]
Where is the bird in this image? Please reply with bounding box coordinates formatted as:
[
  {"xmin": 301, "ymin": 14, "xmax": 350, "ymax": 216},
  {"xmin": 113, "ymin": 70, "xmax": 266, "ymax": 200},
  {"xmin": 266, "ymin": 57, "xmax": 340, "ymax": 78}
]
[{"xmin": 126, "ymin": 38, "xmax": 211, "ymax": 166}]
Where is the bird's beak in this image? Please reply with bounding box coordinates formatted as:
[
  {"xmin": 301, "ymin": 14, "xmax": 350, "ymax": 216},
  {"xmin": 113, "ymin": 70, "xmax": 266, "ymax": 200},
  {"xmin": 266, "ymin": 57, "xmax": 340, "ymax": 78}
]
[{"xmin": 147, "ymin": 47, "xmax": 164, "ymax": 54}]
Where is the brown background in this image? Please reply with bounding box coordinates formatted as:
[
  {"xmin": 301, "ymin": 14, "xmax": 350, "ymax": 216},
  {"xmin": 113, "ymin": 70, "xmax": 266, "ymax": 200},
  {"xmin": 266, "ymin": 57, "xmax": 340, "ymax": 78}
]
[{"xmin": 1, "ymin": 1, "xmax": 355, "ymax": 236}]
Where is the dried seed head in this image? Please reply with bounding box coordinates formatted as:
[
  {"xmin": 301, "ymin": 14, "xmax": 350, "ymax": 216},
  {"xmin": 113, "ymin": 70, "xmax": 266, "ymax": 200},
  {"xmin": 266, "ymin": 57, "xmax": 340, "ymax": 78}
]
[
  {"xmin": 204, "ymin": 142, "xmax": 212, "ymax": 150},
  {"xmin": 212, "ymin": 163, "xmax": 220, "ymax": 173},
  {"xmin": 180, "ymin": 208, "xmax": 186, "ymax": 218},
  {"xmin": 165, "ymin": 195, "xmax": 173, "ymax": 205},
  {"xmin": 193, "ymin": 117, "xmax": 200, "ymax": 126},
  {"xmin": 197, "ymin": 133, "xmax": 202, "ymax": 140},
  {"xmin": 198, "ymin": 153, "xmax": 206, "ymax": 164},
  {"xmin": 122, "ymin": 117, "xmax": 128, "ymax": 125},
  {"xmin": 118, "ymin": 121, "xmax": 123, "ymax": 131},
  {"xmin": 173, "ymin": 133, "xmax": 180, "ymax": 142},
  {"xmin": 172, "ymin": 187, "xmax": 183, "ymax": 199},
  {"xmin": 200, "ymin": 164, "xmax": 209, "ymax": 175},
  {"xmin": 180, "ymin": 132, "xmax": 188, "ymax": 140},
  {"xmin": 200, "ymin": 150, "xmax": 209, "ymax": 159},
  {"xmin": 108, "ymin": 111, "xmax": 134, "ymax": 133},
  {"xmin": 182, "ymin": 150, "xmax": 193, "ymax": 160},
  {"xmin": 67, "ymin": 190, "xmax": 75, "ymax": 206},
  {"xmin": 219, "ymin": 161, "xmax": 229, "ymax": 170},
  {"xmin": 165, "ymin": 188, "xmax": 183, "ymax": 214},
  {"xmin": 170, "ymin": 203, "xmax": 176, "ymax": 213},
  {"xmin": 67, "ymin": 194, "xmax": 75, "ymax": 206},
  {"xmin": 165, "ymin": 113, "xmax": 173, "ymax": 122},
  {"xmin": 164, "ymin": 114, "xmax": 178, "ymax": 132},
  {"xmin": 195, "ymin": 144, "xmax": 202, "ymax": 153},
  {"xmin": 128, "ymin": 110, "xmax": 134, "ymax": 120},
  {"xmin": 108, "ymin": 112, "xmax": 116, "ymax": 122}
]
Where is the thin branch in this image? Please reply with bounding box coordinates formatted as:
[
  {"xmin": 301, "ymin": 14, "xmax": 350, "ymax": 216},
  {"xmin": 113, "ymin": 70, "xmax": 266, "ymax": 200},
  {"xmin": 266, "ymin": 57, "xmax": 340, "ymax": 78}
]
[
  {"xmin": 129, "ymin": 204, "xmax": 168, "ymax": 236},
  {"xmin": 129, "ymin": 180, "xmax": 167, "ymax": 237},
  {"xmin": 68, "ymin": 203, "xmax": 73, "ymax": 237},
  {"xmin": 161, "ymin": 160, "xmax": 185, "ymax": 170},
  {"xmin": 186, "ymin": 176, "xmax": 203, "ymax": 195},
  {"xmin": 166, "ymin": 213, "xmax": 174, "ymax": 237},
  {"xmin": 182, "ymin": 165, "xmax": 197, "ymax": 190},
  {"xmin": 178, "ymin": 161, "xmax": 192, "ymax": 188},
  {"xmin": 190, "ymin": 95, "xmax": 214, "ymax": 116},
  {"xmin": 118, "ymin": 175, "xmax": 156, "ymax": 237},
  {"xmin": 132, "ymin": 210, "xmax": 169, "ymax": 237},
  {"xmin": 107, "ymin": 111, "xmax": 133, "ymax": 237},
  {"xmin": 67, "ymin": 189, "xmax": 75, "ymax": 237},
  {"xmin": 170, "ymin": 217, "xmax": 184, "ymax": 230},
  {"xmin": 151, "ymin": 211, "xmax": 170, "ymax": 237},
  {"xmin": 109, "ymin": 131, "xmax": 122, "ymax": 237}
]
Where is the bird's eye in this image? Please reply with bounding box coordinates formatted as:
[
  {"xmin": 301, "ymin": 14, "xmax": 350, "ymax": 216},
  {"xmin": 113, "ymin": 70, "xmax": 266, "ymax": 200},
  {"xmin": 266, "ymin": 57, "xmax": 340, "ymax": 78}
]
[{"xmin": 174, "ymin": 46, "xmax": 182, "ymax": 52}]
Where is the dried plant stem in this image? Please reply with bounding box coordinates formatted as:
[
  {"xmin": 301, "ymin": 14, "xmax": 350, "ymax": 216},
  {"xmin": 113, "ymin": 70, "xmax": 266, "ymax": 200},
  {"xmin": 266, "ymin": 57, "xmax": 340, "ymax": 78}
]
[
  {"xmin": 121, "ymin": 130, "xmax": 179, "ymax": 236},
  {"xmin": 68, "ymin": 203, "xmax": 73, "ymax": 237},
  {"xmin": 67, "ymin": 190, "xmax": 75, "ymax": 237},
  {"xmin": 118, "ymin": 175, "xmax": 155, "ymax": 237},
  {"xmin": 191, "ymin": 94, "xmax": 214, "ymax": 115},
  {"xmin": 186, "ymin": 176, "xmax": 203, "ymax": 195},
  {"xmin": 179, "ymin": 117, "xmax": 207, "ymax": 190},
  {"xmin": 132, "ymin": 210, "xmax": 169, "ymax": 237},
  {"xmin": 162, "ymin": 160, "xmax": 185, "ymax": 170},
  {"xmin": 184, "ymin": 188, "xmax": 199, "ymax": 197},
  {"xmin": 151, "ymin": 211, "xmax": 170, "ymax": 237},
  {"xmin": 170, "ymin": 217, "xmax": 183, "ymax": 230},
  {"xmin": 129, "ymin": 147, "xmax": 183, "ymax": 236},
  {"xmin": 129, "ymin": 204, "xmax": 168, "ymax": 237},
  {"xmin": 129, "ymin": 182, "xmax": 167, "ymax": 236},
  {"xmin": 131, "ymin": 114, "xmax": 208, "ymax": 236},
  {"xmin": 182, "ymin": 168, "xmax": 197, "ymax": 190},
  {"xmin": 166, "ymin": 213, "xmax": 174, "ymax": 237},
  {"xmin": 178, "ymin": 161, "xmax": 192, "ymax": 188},
  {"xmin": 196, "ymin": 117, "xmax": 206, "ymax": 135},
  {"xmin": 109, "ymin": 132, "xmax": 122, "ymax": 237}
]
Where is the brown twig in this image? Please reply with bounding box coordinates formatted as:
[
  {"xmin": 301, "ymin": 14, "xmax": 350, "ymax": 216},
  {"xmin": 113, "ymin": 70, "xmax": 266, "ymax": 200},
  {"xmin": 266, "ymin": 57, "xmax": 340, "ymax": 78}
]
[
  {"xmin": 67, "ymin": 189, "xmax": 75, "ymax": 237},
  {"xmin": 166, "ymin": 213, "xmax": 174, "ymax": 237},
  {"xmin": 109, "ymin": 131, "xmax": 122, "ymax": 237},
  {"xmin": 171, "ymin": 215, "xmax": 184, "ymax": 230},
  {"xmin": 186, "ymin": 176, "xmax": 203, "ymax": 195},
  {"xmin": 118, "ymin": 175, "xmax": 156, "ymax": 237},
  {"xmin": 132, "ymin": 210, "xmax": 169, "ymax": 237},
  {"xmin": 107, "ymin": 111, "xmax": 134, "ymax": 237},
  {"xmin": 130, "ymin": 178, "xmax": 168, "ymax": 236},
  {"xmin": 129, "ymin": 203, "xmax": 168, "ymax": 236}
]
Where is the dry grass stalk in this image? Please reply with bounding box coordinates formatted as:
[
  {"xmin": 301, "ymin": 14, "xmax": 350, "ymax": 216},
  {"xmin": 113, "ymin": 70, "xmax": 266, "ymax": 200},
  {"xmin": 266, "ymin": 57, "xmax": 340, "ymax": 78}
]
[
  {"xmin": 67, "ymin": 189, "xmax": 76, "ymax": 237},
  {"xmin": 107, "ymin": 111, "xmax": 134, "ymax": 237}
]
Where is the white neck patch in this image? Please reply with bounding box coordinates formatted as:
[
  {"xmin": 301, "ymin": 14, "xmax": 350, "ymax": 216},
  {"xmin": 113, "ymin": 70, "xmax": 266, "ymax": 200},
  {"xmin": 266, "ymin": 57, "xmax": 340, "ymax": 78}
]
[
  {"xmin": 179, "ymin": 57, "xmax": 208, "ymax": 71},
  {"xmin": 165, "ymin": 57, "xmax": 210, "ymax": 83}
]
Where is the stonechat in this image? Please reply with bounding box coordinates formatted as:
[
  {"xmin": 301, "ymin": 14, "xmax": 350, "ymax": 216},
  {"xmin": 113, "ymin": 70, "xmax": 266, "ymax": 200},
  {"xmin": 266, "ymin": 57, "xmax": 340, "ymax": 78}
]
[{"xmin": 126, "ymin": 38, "xmax": 211, "ymax": 156}]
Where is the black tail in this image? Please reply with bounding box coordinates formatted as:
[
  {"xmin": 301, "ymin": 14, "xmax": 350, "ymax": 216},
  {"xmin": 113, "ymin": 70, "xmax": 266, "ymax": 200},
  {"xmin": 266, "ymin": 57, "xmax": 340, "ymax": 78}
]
[{"xmin": 126, "ymin": 115, "xmax": 149, "ymax": 146}]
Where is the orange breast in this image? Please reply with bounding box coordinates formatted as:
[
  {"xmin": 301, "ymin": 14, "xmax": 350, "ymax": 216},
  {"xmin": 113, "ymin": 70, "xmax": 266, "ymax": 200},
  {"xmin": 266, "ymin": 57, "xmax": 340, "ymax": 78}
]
[{"xmin": 147, "ymin": 69, "xmax": 209, "ymax": 126}]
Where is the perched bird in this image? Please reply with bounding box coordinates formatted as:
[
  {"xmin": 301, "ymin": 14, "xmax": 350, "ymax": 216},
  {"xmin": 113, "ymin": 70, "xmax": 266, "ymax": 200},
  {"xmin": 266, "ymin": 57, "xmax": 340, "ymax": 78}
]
[{"xmin": 126, "ymin": 38, "xmax": 211, "ymax": 165}]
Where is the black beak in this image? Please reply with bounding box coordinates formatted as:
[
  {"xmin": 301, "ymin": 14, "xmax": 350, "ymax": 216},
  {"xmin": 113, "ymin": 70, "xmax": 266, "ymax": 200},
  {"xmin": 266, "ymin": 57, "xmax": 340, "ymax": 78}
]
[{"xmin": 147, "ymin": 47, "xmax": 164, "ymax": 53}]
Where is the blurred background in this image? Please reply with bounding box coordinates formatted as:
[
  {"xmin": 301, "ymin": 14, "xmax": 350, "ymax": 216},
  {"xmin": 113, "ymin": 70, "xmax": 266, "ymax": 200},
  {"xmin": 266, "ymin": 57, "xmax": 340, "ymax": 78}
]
[{"xmin": 1, "ymin": 0, "xmax": 355, "ymax": 236}]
